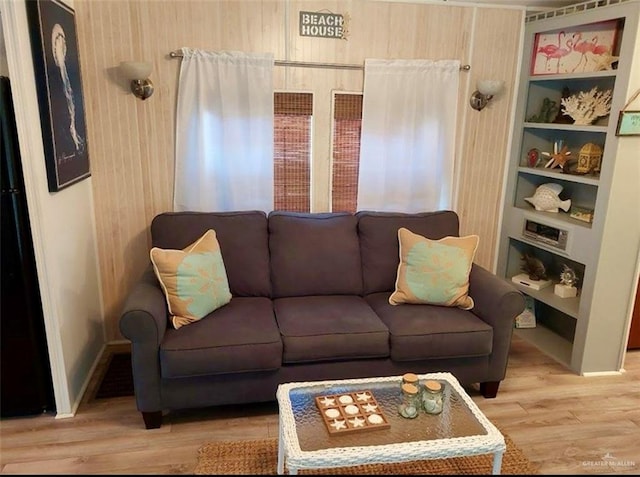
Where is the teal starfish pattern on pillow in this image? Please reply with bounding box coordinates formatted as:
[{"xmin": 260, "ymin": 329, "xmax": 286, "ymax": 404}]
[
  {"xmin": 151, "ymin": 229, "xmax": 232, "ymax": 329},
  {"xmin": 390, "ymin": 228, "xmax": 479, "ymax": 310}
]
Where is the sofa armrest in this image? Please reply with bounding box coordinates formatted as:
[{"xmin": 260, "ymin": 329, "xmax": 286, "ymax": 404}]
[
  {"xmin": 119, "ymin": 267, "xmax": 167, "ymax": 413},
  {"xmin": 120, "ymin": 267, "xmax": 167, "ymax": 345},
  {"xmin": 468, "ymin": 264, "xmax": 525, "ymax": 381}
]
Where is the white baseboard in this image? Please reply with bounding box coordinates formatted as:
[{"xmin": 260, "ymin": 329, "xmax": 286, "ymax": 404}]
[{"xmin": 581, "ymin": 370, "xmax": 624, "ymax": 377}]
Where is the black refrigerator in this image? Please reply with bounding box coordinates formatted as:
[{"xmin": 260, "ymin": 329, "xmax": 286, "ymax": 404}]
[{"xmin": 1, "ymin": 75, "xmax": 56, "ymax": 417}]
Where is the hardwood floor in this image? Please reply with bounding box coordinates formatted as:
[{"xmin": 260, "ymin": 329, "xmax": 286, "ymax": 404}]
[{"xmin": 1, "ymin": 335, "xmax": 639, "ymax": 475}]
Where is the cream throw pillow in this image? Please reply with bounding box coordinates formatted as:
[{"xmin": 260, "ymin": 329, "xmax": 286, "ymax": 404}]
[
  {"xmin": 150, "ymin": 229, "xmax": 232, "ymax": 329},
  {"xmin": 389, "ymin": 227, "xmax": 479, "ymax": 310}
]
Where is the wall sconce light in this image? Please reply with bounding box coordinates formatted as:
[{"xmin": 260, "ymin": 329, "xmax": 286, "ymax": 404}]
[
  {"xmin": 119, "ymin": 61, "xmax": 154, "ymax": 100},
  {"xmin": 470, "ymin": 79, "xmax": 504, "ymax": 111}
]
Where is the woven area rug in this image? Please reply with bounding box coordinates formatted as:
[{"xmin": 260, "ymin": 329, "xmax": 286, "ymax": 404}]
[{"xmin": 194, "ymin": 434, "xmax": 539, "ymax": 475}]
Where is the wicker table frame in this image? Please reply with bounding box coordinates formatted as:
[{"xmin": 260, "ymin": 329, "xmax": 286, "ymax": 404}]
[{"xmin": 276, "ymin": 372, "xmax": 505, "ymax": 475}]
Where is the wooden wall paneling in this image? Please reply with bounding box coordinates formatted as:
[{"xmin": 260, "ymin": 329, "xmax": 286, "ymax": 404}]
[
  {"xmin": 285, "ymin": 1, "xmax": 475, "ymax": 211},
  {"xmin": 75, "ymin": 0, "xmax": 132, "ymax": 340},
  {"xmin": 457, "ymin": 7, "xmax": 524, "ymax": 270},
  {"xmin": 110, "ymin": 1, "xmax": 151, "ymax": 341},
  {"xmin": 413, "ymin": 5, "xmax": 472, "ymax": 61},
  {"xmin": 116, "ymin": 4, "xmax": 142, "ymax": 341},
  {"xmin": 137, "ymin": 0, "xmax": 179, "ymax": 219},
  {"xmin": 74, "ymin": 1, "xmax": 140, "ymax": 342},
  {"xmin": 75, "ymin": 0, "xmax": 524, "ymax": 341}
]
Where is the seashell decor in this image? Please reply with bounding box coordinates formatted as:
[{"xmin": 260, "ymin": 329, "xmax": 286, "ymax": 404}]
[{"xmin": 560, "ymin": 86, "xmax": 612, "ymax": 125}]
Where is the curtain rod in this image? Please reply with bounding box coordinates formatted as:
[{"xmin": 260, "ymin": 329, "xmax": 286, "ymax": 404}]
[{"xmin": 168, "ymin": 50, "xmax": 471, "ymax": 71}]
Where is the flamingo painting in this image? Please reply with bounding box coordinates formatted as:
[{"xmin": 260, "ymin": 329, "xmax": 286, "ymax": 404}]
[
  {"xmin": 532, "ymin": 20, "xmax": 618, "ymax": 75},
  {"xmin": 568, "ymin": 32, "xmax": 618, "ymax": 72},
  {"xmin": 536, "ymin": 31, "xmax": 571, "ymax": 73},
  {"xmin": 569, "ymin": 32, "xmax": 599, "ymax": 72}
]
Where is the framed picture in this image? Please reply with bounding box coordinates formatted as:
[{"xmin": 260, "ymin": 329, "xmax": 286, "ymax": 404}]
[
  {"xmin": 616, "ymin": 111, "xmax": 640, "ymax": 136},
  {"xmin": 531, "ymin": 19, "xmax": 619, "ymax": 76},
  {"xmin": 26, "ymin": 0, "xmax": 90, "ymax": 192}
]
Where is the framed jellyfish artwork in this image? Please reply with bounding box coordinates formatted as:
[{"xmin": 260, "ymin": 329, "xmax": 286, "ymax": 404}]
[{"xmin": 27, "ymin": 0, "xmax": 90, "ymax": 192}]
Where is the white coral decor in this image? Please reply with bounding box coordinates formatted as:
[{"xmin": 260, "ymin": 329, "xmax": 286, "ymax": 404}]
[{"xmin": 561, "ymin": 87, "xmax": 612, "ymax": 125}]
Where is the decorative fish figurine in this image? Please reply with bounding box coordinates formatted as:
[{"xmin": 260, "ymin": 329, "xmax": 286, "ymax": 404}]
[
  {"xmin": 521, "ymin": 253, "xmax": 548, "ymax": 281},
  {"xmin": 525, "ymin": 183, "xmax": 571, "ymax": 212}
]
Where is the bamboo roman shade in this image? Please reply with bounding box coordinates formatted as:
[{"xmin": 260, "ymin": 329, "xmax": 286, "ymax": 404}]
[
  {"xmin": 331, "ymin": 93, "xmax": 363, "ymax": 213},
  {"xmin": 274, "ymin": 92, "xmax": 312, "ymax": 212}
]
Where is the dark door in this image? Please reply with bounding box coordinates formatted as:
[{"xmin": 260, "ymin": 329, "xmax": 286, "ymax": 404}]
[{"xmin": 1, "ymin": 75, "xmax": 56, "ymax": 417}]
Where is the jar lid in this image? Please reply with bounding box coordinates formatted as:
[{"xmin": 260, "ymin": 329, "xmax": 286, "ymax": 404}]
[
  {"xmin": 402, "ymin": 372, "xmax": 418, "ymax": 383},
  {"xmin": 401, "ymin": 383, "xmax": 418, "ymax": 394},
  {"xmin": 425, "ymin": 380, "xmax": 442, "ymax": 392}
]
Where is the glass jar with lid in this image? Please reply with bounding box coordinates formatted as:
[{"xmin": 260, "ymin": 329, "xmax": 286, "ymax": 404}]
[
  {"xmin": 422, "ymin": 380, "xmax": 444, "ymax": 415},
  {"xmin": 398, "ymin": 383, "xmax": 420, "ymax": 419},
  {"xmin": 401, "ymin": 372, "xmax": 420, "ymax": 391}
]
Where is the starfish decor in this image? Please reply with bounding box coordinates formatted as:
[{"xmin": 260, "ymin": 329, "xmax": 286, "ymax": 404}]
[
  {"xmin": 593, "ymin": 51, "xmax": 619, "ymax": 72},
  {"xmin": 542, "ymin": 142, "xmax": 572, "ymax": 170}
]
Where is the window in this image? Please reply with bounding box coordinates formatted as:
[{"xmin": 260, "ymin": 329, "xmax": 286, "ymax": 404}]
[
  {"xmin": 331, "ymin": 93, "xmax": 362, "ymax": 213},
  {"xmin": 273, "ymin": 92, "xmax": 313, "ymax": 212}
]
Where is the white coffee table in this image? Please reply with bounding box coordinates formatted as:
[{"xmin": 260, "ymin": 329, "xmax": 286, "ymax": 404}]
[{"xmin": 276, "ymin": 372, "xmax": 505, "ymax": 474}]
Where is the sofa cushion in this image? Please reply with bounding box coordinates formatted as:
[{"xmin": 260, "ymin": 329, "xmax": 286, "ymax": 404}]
[
  {"xmin": 268, "ymin": 212, "xmax": 363, "ymax": 297},
  {"xmin": 151, "ymin": 211, "xmax": 271, "ymax": 297},
  {"xmin": 274, "ymin": 295, "xmax": 389, "ymax": 363},
  {"xmin": 159, "ymin": 297, "xmax": 282, "ymax": 378},
  {"xmin": 356, "ymin": 211, "xmax": 460, "ymax": 295},
  {"xmin": 150, "ymin": 229, "xmax": 232, "ymax": 329},
  {"xmin": 365, "ymin": 292, "xmax": 493, "ymax": 361},
  {"xmin": 389, "ymin": 228, "xmax": 478, "ymax": 310}
]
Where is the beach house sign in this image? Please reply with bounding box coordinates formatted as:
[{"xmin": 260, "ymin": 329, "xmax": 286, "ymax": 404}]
[{"xmin": 299, "ymin": 11, "xmax": 349, "ymax": 39}]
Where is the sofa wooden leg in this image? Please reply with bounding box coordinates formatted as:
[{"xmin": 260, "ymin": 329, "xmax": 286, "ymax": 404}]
[
  {"xmin": 480, "ymin": 381, "xmax": 500, "ymax": 398},
  {"xmin": 142, "ymin": 411, "xmax": 162, "ymax": 429}
]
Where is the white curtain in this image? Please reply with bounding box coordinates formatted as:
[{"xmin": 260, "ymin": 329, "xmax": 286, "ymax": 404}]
[
  {"xmin": 357, "ymin": 59, "xmax": 460, "ymax": 213},
  {"xmin": 174, "ymin": 48, "xmax": 274, "ymax": 212}
]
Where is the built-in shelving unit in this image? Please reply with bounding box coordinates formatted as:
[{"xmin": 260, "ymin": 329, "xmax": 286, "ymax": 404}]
[{"xmin": 497, "ymin": 0, "xmax": 640, "ymax": 374}]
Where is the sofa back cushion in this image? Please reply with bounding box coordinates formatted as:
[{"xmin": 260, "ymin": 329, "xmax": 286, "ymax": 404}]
[
  {"xmin": 151, "ymin": 211, "xmax": 271, "ymax": 297},
  {"xmin": 269, "ymin": 212, "xmax": 363, "ymax": 297},
  {"xmin": 356, "ymin": 211, "xmax": 460, "ymax": 295}
]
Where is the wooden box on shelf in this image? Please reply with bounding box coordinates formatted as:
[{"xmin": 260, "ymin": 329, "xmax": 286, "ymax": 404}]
[{"xmin": 512, "ymin": 273, "xmax": 553, "ymax": 291}]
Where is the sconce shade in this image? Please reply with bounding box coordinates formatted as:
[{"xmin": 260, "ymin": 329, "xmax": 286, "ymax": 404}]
[
  {"xmin": 119, "ymin": 61, "xmax": 152, "ymax": 80},
  {"xmin": 119, "ymin": 61, "xmax": 154, "ymax": 100},
  {"xmin": 470, "ymin": 79, "xmax": 505, "ymax": 111},
  {"xmin": 477, "ymin": 79, "xmax": 504, "ymax": 96}
]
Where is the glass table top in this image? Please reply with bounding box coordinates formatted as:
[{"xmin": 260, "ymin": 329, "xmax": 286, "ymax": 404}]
[{"xmin": 283, "ymin": 374, "xmax": 488, "ymax": 452}]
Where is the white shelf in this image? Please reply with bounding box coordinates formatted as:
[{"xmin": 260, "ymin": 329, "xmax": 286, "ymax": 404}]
[
  {"xmin": 512, "ymin": 207, "xmax": 594, "ymax": 232},
  {"xmin": 517, "ymin": 167, "xmax": 600, "ymax": 186},
  {"xmin": 514, "ymin": 326, "xmax": 572, "ymax": 367},
  {"xmin": 508, "ymin": 277, "xmax": 580, "ymax": 318},
  {"xmin": 528, "ymin": 70, "xmax": 617, "ymax": 82},
  {"xmin": 498, "ymin": 1, "xmax": 640, "ymax": 374},
  {"xmin": 523, "ymin": 122, "xmax": 609, "ymax": 133}
]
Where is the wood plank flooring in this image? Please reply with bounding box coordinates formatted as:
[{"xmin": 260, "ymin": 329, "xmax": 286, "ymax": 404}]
[{"xmin": 1, "ymin": 335, "xmax": 639, "ymax": 475}]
